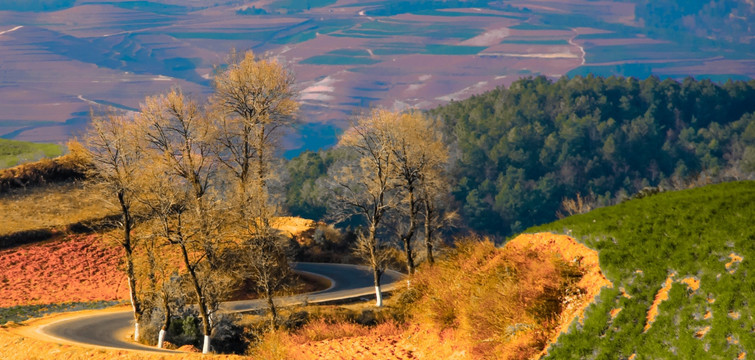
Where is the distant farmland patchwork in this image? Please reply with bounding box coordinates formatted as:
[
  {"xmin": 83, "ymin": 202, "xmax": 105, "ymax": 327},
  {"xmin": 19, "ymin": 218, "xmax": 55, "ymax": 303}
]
[{"xmin": 0, "ymin": 0, "xmax": 753, "ymax": 153}]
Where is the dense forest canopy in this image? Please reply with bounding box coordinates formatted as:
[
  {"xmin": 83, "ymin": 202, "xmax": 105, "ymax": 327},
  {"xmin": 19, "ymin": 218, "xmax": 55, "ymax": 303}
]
[
  {"xmin": 428, "ymin": 75, "xmax": 755, "ymax": 235},
  {"xmin": 285, "ymin": 76, "xmax": 755, "ymax": 237}
]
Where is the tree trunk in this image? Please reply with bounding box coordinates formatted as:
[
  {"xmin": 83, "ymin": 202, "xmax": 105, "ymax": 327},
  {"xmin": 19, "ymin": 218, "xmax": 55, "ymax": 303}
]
[
  {"xmin": 119, "ymin": 191, "xmax": 142, "ymax": 342},
  {"xmin": 126, "ymin": 251, "xmax": 141, "ymax": 341},
  {"xmin": 266, "ymin": 287, "xmax": 278, "ymax": 329},
  {"xmin": 401, "ymin": 234, "xmax": 414, "ymax": 274},
  {"xmin": 157, "ymin": 329, "xmax": 167, "ymax": 349},
  {"xmin": 401, "ymin": 187, "xmax": 417, "ymax": 275},
  {"xmin": 179, "ymin": 243, "xmax": 212, "ymax": 354},
  {"xmin": 368, "ymin": 225, "xmax": 383, "ymax": 308},
  {"xmin": 423, "ymin": 197, "xmax": 435, "ymax": 265},
  {"xmin": 373, "ymin": 267, "xmax": 383, "ymax": 307},
  {"xmin": 203, "ymin": 335, "xmax": 211, "ymax": 354},
  {"xmin": 158, "ymin": 292, "xmax": 171, "ymax": 349},
  {"xmin": 256, "ymin": 126, "xmax": 267, "ymax": 190}
]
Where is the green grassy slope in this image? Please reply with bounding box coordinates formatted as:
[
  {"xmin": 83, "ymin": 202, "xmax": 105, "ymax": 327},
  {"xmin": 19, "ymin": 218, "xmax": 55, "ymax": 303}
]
[
  {"xmin": 0, "ymin": 138, "xmax": 63, "ymax": 169},
  {"xmin": 526, "ymin": 181, "xmax": 754, "ymax": 359}
]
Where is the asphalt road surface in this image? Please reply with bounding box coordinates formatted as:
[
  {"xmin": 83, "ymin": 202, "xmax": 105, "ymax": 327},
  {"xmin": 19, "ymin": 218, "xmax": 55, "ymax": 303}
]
[{"xmin": 39, "ymin": 262, "xmax": 404, "ymax": 353}]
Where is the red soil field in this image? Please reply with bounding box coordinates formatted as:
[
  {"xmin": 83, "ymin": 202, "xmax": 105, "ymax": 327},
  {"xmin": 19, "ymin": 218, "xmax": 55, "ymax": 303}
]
[
  {"xmin": 0, "ymin": 217, "xmax": 321, "ymax": 308},
  {"xmin": 0, "ymin": 234, "xmax": 127, "ymax": 308}
]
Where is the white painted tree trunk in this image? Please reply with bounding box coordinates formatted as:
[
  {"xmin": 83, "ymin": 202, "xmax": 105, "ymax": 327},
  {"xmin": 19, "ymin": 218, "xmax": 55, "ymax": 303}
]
[
  {"xmin": 157, "ymin": 329, "xmax": 166, "ymax": 349},
  {"xmin": 129, "ymin": 280, "xmax": 139, "ymax": 342},
  {"xmin": 375, "ymin": 285, "xmax": 383, "ymax": 307},
  {"xmin": 202, "ymin": 335, "xmax": 211, "ymax": 354}
]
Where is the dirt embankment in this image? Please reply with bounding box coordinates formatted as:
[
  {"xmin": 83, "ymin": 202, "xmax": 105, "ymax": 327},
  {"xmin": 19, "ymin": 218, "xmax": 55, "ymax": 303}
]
[
  {"xmin": 505, "ymin": 233, "xmax": 612, "ymax": 335},
  {"xmin": 293, "ymin": 233, "xmax": 611, "ymax": 360}
]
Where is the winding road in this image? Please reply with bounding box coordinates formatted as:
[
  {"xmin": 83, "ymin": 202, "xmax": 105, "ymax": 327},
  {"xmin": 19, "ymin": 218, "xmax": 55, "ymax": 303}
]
[{"xmin": 37, "ymin": 263, "xmax": 404, "ymax": 353}]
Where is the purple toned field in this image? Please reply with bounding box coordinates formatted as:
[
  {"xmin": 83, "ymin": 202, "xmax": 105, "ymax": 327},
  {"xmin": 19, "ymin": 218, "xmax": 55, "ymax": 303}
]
[{"xmin": 0, "ymin": 0, "xmax": 752, "ymax": 150}]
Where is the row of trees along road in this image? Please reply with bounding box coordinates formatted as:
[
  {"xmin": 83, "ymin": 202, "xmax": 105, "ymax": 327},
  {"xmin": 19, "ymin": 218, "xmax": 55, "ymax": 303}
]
[
  {"xmin": 82, "ymin": 50, "xmax": 297, "ymax": 354},
  {"xmin": 82, "ymin": 50, "xmax": 453, "ymax": 352}
]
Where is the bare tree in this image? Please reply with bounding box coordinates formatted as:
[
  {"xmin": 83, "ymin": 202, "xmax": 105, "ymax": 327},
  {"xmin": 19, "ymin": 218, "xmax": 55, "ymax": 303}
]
[
  {"xmin": 388, "ymin": 112, "xmax": 448, "ymax": 274},
  {"xmin": 211, "ymin": 50, "xmax": 298, "ymax": 323},
  {"xmin": 557, "ymin": 192, "xmax": 595, "ymax": 218},
  {"xmin": 211, "ymin": 49, "xmax": 298, "ymax": 190},
  {"xmin": 82, "ymin": 109, "xmax": 145, "ymax": 341},
  {"xmin": 135, "ymin": 159, "xmax": 188, "ymax": 348},
  {"xmin": 329, "ymin": 109, "xmax": 402, "ymax": 307},
  {"xmin": 137, "ymin": 88, "xmax": 226, "ymax": 354},
  {"xmin": 417, "ymin": 166, "xmax": 458, "ymax": 266},
  {"xmin": 244, "ymin": 216, "xmax": 293, "ymax": 328}
]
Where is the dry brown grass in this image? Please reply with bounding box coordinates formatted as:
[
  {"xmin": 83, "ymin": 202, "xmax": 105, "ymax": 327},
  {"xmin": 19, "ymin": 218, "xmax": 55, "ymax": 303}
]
[
  {"xmin": 276, "ymin": 233, "xmax": 610, "ymax": 360},
  {"xmin": 401, "ymin": 236, "xmax": 590, "ymax": 359},
  {"xmin": 272, "ymin": 217, "xmax": 317, "ymax": 240},
  {"xmin": 251, "ymin": 319, "xmax": 408, "ymax": 360},
  {"xmin": 0, "ymin": 141, "xmax": 89, "ymax": 194},
  {"xmin": 0, "ymin": 181, "xmax": 113, "ymax": 237}
]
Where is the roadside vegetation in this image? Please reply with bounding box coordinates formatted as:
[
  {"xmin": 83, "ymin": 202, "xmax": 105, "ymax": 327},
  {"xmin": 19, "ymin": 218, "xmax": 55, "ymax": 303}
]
[
  {"xmin": 235, "ymin": 232, "xmax": 604, "ymax": 360},
  {"xmin": 528, "ymin": 180, "xmax": 755, "ymax": 359},
  {"xmin": 11, "ymin": 48, "xmax": 453, "ymax": 354}
]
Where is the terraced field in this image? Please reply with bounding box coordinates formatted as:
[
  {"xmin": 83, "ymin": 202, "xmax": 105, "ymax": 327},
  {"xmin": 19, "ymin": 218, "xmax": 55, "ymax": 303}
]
[{"xmin": 1, "ymin": 0, "xmax": 753, "ymax": 154}]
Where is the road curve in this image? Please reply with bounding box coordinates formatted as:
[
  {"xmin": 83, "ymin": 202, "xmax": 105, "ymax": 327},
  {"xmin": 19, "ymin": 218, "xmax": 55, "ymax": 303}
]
[{"xmin": 38, "ymin": 262, "xmax": 404, "ymax": 353}]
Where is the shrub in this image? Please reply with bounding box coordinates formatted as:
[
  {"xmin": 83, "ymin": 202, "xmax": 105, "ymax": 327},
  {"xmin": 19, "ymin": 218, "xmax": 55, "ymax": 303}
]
[{"xmin": 401, "ymin": 236, "xmax": 585, "ymax": 359}]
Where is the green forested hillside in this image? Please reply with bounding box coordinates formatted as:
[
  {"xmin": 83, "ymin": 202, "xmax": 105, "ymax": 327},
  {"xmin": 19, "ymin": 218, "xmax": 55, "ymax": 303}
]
[
  {"xmin": 526, "ymin": 181, "xmax": 755, "ymax": 359},
  {"xmin": 285, "ymin": 149, "xmax": 351, "ymax": 221},
  {"xmin": 429, "ymin": 75, "xmax": 755, "ymax": 235}
]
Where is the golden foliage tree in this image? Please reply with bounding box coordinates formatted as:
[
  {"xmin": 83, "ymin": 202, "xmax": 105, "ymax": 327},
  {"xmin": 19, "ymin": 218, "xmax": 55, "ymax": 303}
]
[
  {"xmin": 211, "ymin": 49, "xmax": 298, "ymax": 190},
  {"xmin": 82, "ymin": 109, "xmax": 146, "ymax": 341},
  {"xmin": 211, "ymin": 50, "xmax": 298, "ymax": 326},
  {"xmin": 137, "ymin": 88, "xmax": 230, "ymax": 354},
  {"xmin": 387, "ymin": 111, "xmax": 449, "ymax": 274},
  {"xmin": 86, "ymin": 50, "xmax": 301, "ymax": 352},
  {"xmin": 329, "ymin": 109, "xmax": 403, "ymax": 307}
]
